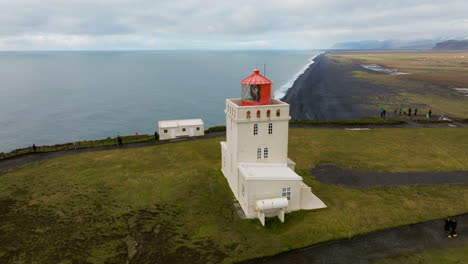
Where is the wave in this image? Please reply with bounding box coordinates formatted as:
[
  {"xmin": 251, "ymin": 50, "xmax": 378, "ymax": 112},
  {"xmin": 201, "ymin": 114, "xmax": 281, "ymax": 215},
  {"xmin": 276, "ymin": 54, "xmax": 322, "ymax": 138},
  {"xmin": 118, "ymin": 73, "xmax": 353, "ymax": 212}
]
[{"xmin": 274, "ymin": 51, "xmax": 323, "ymax": 99}]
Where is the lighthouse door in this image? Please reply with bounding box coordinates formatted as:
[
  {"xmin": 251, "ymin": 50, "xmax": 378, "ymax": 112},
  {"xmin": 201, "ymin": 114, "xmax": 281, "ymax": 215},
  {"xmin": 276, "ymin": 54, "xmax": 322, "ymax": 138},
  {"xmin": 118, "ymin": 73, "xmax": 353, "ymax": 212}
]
[
  {"xmin": 170, "ymin": 129, "xmax": 176, "ymax": 138},
  {"xmin": 189, "ymin": 127, "xmax": 194, "ymax": 136}
]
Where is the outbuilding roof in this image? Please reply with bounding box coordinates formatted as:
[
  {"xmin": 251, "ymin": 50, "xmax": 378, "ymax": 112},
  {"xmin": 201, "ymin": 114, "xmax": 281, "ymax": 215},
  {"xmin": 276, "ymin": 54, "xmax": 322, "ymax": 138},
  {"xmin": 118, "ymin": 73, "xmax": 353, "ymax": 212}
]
[
  {"xmin": 240, "ymin": 69, "xmax": 272, "ymax": 85},
  {"xmin": 238, "ymin": 163, "xmax": 303, "ymax": 181},
  {"xmin": 158, "ymin": 118, "xmax": 204, "ymax": 129}
]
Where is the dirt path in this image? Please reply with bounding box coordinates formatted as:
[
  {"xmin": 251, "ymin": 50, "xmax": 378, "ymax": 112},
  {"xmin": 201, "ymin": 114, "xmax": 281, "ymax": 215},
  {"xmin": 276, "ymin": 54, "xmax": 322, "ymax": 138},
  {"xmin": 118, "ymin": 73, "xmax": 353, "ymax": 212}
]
[
  {"xmin": 312, "ymin": 164, "xmax": 468, "ymax": 188},
  {"xmin": 241, "ymin": 214, "xmax": 467, "ymax": 264},
  {"xmin": 0, "ymin": 131, "xmax": 226, "ymax": 173}
]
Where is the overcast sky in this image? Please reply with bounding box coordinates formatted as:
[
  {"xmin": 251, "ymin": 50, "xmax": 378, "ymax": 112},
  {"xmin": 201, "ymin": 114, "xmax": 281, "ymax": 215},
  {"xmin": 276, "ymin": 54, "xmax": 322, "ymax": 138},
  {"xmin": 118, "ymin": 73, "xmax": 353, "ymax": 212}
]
[{"xmin": 0, "ymin": 0, "xmax": 467, "ymax": 50}]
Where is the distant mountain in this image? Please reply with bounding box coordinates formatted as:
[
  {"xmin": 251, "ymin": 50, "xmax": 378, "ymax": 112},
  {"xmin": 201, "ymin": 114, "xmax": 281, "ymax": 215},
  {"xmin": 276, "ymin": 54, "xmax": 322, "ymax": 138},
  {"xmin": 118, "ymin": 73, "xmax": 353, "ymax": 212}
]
[
  {"xmin": 331, "ymin": 39, "xmax": 439, "ymax": 50},
  {"xmin": 433, "ymin": 40, "xmax": 468, "ymax": 50}
]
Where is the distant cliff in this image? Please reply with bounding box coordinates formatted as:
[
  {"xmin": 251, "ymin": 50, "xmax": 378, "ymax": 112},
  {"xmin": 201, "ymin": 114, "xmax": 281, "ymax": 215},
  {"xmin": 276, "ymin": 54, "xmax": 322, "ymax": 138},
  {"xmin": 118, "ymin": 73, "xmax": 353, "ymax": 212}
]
[{"xmin": 433, "ymin": 40, "xmax": 468, "ymax": 50}]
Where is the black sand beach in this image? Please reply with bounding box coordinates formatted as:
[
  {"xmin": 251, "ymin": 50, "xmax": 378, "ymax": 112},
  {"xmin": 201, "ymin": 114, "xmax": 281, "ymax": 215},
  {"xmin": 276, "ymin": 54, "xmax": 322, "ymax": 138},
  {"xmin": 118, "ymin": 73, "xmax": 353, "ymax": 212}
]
[{"xmin": 282, "ymin": 53, "xmax": 395, "ymax": 121}]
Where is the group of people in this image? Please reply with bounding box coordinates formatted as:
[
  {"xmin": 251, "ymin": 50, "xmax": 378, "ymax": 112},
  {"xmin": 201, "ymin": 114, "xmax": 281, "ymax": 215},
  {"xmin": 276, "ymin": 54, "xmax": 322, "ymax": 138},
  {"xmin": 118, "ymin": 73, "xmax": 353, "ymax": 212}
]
[
  {"xmin": 444, "ymin": 216, "xmax": 458, "ymax": 238},
  {"xmin": 379, "ymin": 107, "xmax": 434, "ymax": 119},
  {"xmin": 396, "ymin": 107, "xmax": 419, "ymax": 117}
]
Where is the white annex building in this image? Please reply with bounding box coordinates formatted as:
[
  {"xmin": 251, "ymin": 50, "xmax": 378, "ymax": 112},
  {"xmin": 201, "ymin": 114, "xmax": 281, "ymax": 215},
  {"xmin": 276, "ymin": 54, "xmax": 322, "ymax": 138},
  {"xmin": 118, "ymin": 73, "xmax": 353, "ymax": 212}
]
[
  {"xmin": 158, "ymin": 119, "xmax": 204, "ymax": 140},
  {"xmin": 220, "ymin": 69, "xmax": 326, "ymax": 226}
]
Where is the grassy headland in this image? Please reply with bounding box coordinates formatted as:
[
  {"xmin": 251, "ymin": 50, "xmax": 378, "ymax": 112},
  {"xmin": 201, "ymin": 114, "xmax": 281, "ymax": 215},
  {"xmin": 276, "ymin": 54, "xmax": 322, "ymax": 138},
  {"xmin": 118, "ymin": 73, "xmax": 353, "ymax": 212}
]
[
  {"xmin": 328, "ymin": 52, "xmax": 468, "ymax": 118},
  {"xmin": 1, "ymin": 128, "xmax": 467, "ymax": 263}
]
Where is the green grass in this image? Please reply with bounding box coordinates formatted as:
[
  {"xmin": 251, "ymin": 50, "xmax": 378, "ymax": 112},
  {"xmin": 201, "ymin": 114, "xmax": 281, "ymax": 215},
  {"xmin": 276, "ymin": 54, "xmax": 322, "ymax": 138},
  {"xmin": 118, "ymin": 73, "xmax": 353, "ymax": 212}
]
[
  {"xmin": 1, "ymin": 128, "xmax": 468, "ymax": 263},
  {"xmin": 0, "ymin": 134, "xmax": 156, "ymax": 160},
  {"xmin": 376, "ymin": 243, "xmax": 468, "ymax": 264},
  {"xmin": 290, "ymin": 118, "xmax": 406, "ymax": 125},
  {"xmin": 413, "ymin": 119, "xmax": 451, "ymax": 124},
  {"xmin": 399, "ymin": 68, "xmax": 468, "ymax": 73}
]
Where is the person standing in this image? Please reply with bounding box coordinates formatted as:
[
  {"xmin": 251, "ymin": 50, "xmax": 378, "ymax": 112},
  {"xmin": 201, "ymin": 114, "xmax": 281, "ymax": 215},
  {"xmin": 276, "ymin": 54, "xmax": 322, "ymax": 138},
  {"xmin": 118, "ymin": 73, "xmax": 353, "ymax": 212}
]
[
  {"xmin": 399, "ymin": 109, "xmax": 403, "ymax": 116},
  {"xmin": 448, "ymin": 217, "xmax": 458, "ymax": 238},
  {"xmin": 383, "ymin": 109, "xmax": 386, "ymax": 118},
  {"xmin": 414, "ymin": 108, "xmax": 418, "ymax": 116},
  {"xmin": 380, "ymin": 108, "xmax": 384, "ymax": 117},
  {"xmin": 117, "ymin": 136, "xmax": 123, "ymax": 147},
  {"xmin": 33, "ymin": 144, "xmax": 37, "ymax": 153},
  {"xmin": 394, "ymin": 109, "xmax": 397, "ymax": 116},
  {"xmin": 408, "ymin": 108, "xmax": 412, "ymax": 117},
  {"xmin": 444, "ymin": 216, "xmax": 451, "ymax": 235},
  {"xmin": 429, "ymin": 109, "xmax": 432, "ymax": 118}
]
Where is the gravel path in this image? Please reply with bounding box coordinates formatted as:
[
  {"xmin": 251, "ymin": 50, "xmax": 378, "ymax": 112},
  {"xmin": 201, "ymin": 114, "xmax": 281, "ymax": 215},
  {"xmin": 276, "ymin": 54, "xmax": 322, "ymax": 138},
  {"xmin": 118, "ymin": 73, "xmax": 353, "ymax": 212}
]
[
  {"xmin": 312, "ymin": 164, "xmax": 468, "ymax": 188},
  {"xmin": 241, "ymin": 214, "xmax": 468, "ymax": 264}
]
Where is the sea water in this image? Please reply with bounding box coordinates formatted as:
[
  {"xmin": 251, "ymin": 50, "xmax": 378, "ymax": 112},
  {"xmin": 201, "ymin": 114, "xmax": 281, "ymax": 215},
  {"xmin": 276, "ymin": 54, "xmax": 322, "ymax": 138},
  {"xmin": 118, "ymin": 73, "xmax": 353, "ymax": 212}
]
[{"xmin": 0, "ymin": 50, "xmax": 319, "ymax": 152}]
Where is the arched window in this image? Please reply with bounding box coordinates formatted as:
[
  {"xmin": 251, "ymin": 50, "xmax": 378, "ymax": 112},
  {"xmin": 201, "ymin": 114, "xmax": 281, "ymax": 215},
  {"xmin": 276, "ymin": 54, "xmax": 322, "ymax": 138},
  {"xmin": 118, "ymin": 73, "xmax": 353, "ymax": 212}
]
[
  {"xmin": 253, "ymin": 124, "xmax": 258, "ymax": 135},
  {"xmin": 276, "ymin": 109, "xmax": 281, "ymax": 117},
  {"xmin": 268, "ymin": 123, "xmax": 273, "ymax": 134},
  {"xmin": 256, "ymin": 110, "xmax": 261, "ymax": 118},
  {"xmin": 257, "ymin": 148, "xmax": 262, "ymax": 159},
  {"xmin": 264, "ymin": 147, "xmax": 269, "ymax": 158},
  {"xmin": 267, "ymin": 110, "xmax": 271, "ymax": 118},
  {"xmin": 246, "ymin": 111, "xmax": 251, "ymax": 119}
]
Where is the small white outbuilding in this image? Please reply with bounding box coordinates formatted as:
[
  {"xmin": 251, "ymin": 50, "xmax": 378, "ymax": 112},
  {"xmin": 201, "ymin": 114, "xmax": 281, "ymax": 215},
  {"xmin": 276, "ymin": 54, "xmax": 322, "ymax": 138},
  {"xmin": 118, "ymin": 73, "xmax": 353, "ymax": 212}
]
[{"xmin": 158, "ymin": 119, "xmax": 204, "ymax": 140}]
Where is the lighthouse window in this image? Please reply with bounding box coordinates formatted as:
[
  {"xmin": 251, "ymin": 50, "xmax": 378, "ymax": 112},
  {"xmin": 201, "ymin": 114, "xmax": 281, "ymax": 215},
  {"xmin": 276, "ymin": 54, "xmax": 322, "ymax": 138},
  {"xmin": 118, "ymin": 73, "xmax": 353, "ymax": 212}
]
[
  {"xmin": 164, "ymin": 129, "xmax": 168, "ymax": 133},
  {"xmin": 267, "ymin": 110, "xmax": 271, "ymax": 118},
  {"xmin": 276, "ymin": 109, "xmax": 281, "ymax": 117},
  {"xmin": 256, "ymin": 110, "xmax": 261, "ymax": 118},
  {"xmin": 246, "ymin": 111, "xmax": 251, "ymax": 119},
  {"xmin": 253, "ymin": 124, "xmax": 258, "ymax": 135},
  {"xmin": 242, "ymin": 184, "xmax": 245, "ymax": 197},
  {"xmin": 282, "ymin": 187, "xmax": 291, "ymax": 200},
  {"xmin": 242, "ymin": 84, "xmax": 261, "ymax": 102},
  {"xmin": 268, "ymin": 123, "xmax": 273, "ymax": 134},
  {"xmin": 250, "ymin": 85, "xmax": 261, "ymax": 101},
  {"xmin": 264, "ymin": 147, "xmax": 269, "ymax": 158},
  {"xmin": 182, "ymin": 128, "xmax": 186, "ymax": 132},
  {"xmin": 196, "ymin": 127, "xmax": 200, "ymax": 131},
  {"xmin": 257, "ymin": 148, "xmax": 262, "ymax": 159}
]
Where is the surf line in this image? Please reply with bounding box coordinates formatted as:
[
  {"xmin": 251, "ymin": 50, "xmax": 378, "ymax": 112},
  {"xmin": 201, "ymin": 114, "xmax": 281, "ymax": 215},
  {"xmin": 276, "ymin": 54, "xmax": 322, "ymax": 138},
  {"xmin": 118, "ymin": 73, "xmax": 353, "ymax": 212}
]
[{"xmin": 274, "ymin": 51, "xmax": 323, "ymax": 99}]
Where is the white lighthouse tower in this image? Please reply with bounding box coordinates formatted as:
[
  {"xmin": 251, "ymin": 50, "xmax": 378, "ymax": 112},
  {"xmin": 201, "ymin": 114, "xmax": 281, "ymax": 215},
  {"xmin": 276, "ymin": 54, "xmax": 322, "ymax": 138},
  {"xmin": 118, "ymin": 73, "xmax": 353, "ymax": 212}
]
[{"xmin": 220, "ymin": 69, "xmax": 326, "ymax": 226}]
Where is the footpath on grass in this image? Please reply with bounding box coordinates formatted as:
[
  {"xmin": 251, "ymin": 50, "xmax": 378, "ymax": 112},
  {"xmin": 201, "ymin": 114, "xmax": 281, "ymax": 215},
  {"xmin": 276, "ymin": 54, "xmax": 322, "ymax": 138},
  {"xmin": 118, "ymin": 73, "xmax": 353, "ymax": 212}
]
[
  {"xmin": 0, "ymin": 131, "xmax": 225, "ymax": 173},
  {"xmin": 241, "ymin": 214, "xmax": 468, "ymax": 264},
  {"xmin": 1, "ymin": 120, "xmax": 468, "ymax": 173},
  {"xmin": 312, "ymin": 164, "xmax": 468, "ymax": 187}
]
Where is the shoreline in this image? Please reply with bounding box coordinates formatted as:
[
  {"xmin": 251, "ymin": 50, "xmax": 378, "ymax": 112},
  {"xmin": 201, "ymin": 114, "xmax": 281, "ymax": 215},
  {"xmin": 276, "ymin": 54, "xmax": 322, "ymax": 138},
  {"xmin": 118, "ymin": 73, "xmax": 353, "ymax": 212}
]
[
  {"xmin": 282, "ymin": 53, "xmax": 378, "ymax": 120},
  {"xmin": 274, "ymin": 52, "xmax": 323, "ymax": 99}
]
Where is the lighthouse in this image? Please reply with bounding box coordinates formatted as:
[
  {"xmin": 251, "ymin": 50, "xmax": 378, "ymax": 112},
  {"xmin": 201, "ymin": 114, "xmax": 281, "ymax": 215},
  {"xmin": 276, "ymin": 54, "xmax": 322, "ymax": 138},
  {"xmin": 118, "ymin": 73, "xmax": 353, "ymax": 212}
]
[{"xmin": 220, "ymin": 69, "xmax": 326, "ymax": 226}]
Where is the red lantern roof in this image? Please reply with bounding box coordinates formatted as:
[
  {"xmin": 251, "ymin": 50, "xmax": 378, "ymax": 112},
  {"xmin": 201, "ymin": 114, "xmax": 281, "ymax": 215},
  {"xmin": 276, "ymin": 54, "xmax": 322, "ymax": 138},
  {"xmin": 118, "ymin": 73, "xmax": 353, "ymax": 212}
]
[{"xmin": 241, "ymin": 69, "xmax": 272, "ymax": 85}]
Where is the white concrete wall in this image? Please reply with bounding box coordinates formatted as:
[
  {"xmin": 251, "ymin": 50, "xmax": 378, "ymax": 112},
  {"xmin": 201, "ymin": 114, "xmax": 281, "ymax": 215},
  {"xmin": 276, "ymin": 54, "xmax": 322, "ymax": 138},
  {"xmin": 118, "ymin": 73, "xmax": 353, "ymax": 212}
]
[
  {"xmin": 159, "ymin": 125, "xmax": 204, "ymax": 140},
  {"xmin": 244, "ymin": 179, "xmax": 303, "ymax": 218},
  {"xmin": 159, "ymin": 128, "xmax": 176, "ymax": 140},
  {"xmin": 225, "ymin": 99, "xmax": 291, "ymax": 165}
]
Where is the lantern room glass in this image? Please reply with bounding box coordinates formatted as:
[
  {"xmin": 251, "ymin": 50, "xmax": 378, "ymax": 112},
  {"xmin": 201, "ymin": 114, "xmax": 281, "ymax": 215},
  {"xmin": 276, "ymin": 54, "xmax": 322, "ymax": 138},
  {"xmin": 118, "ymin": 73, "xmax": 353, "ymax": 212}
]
[{"xmin": 242, "ymin": 84, "xmax": 261, "ymax": 102}]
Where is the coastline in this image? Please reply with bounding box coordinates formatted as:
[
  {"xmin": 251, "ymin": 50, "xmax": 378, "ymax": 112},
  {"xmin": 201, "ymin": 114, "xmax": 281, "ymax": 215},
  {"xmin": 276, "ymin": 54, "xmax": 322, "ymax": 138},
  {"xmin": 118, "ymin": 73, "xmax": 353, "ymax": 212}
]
[
  {"xmin": 274, "ymin": 52, "xmax": 322, "ymax": 99},
  {"xmin": 282, "ymin": 53, "xmax": 387, "ymax": 121}
]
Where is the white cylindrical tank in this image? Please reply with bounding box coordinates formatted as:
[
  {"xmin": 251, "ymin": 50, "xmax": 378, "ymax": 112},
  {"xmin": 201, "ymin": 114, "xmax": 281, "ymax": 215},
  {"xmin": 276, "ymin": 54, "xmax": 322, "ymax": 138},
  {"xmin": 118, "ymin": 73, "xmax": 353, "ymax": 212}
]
[{"xmin": 256, "ymin": 197, "xmax": 288, "ymax": 212}]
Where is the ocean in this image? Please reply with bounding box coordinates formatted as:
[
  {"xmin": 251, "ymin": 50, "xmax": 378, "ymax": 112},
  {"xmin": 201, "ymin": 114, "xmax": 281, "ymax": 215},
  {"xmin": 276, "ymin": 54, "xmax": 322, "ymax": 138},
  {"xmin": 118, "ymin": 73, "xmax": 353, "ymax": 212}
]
[{"xmin": 0, "ymin": 50, "xmax": 319, "ymax": 152}]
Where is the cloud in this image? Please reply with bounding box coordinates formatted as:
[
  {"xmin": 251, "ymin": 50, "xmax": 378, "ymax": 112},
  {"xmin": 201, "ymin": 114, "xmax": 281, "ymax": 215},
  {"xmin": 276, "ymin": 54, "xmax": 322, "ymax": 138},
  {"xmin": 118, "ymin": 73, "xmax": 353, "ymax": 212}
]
[{"xmin": 0, "ymin": 0, "xmax": 467, "ymax": 50}]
